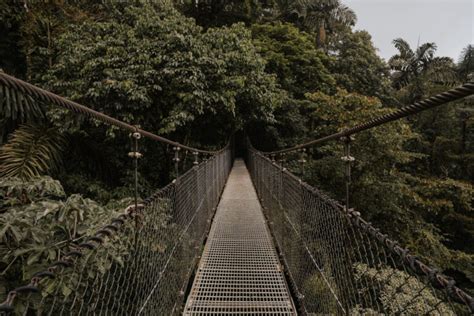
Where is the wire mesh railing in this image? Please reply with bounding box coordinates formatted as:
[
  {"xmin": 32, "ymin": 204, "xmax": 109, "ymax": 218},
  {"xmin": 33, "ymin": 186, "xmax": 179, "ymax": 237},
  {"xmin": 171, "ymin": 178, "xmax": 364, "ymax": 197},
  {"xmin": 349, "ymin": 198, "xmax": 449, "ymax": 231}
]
[
  {"xmin": 248, "ymin": 147, "xmax": 474, "ymax": 315},
  {"xmin": 0, "ymin": 146, "xmax": 233, "ymax": 315}
]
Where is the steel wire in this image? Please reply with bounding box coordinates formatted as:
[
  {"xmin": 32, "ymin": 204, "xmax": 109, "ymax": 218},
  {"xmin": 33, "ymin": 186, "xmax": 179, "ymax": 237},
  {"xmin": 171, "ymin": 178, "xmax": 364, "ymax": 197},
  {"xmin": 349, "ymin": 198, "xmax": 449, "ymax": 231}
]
[
  {"xmin": 263, "ymin": 82, "xmax": 474, "ymax": 155},
  {"xmin": 0, "ymin": 147, "xmax": 233, "ymax": 315},
  {"xmin": 0, "ymin": 71, "xmax": 223, "ymax": 154},
  {"xmin": 248, "ymin": 148, "xmax": 474, "ymax": 315}
]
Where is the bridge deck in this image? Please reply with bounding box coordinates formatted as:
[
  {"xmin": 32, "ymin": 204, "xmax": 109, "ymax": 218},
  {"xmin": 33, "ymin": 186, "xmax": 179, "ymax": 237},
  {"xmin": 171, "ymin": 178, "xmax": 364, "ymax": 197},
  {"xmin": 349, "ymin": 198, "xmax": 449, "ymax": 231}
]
[{"xmin": 183, "ymin": 159, "xmax": 296, "ymax": 315}]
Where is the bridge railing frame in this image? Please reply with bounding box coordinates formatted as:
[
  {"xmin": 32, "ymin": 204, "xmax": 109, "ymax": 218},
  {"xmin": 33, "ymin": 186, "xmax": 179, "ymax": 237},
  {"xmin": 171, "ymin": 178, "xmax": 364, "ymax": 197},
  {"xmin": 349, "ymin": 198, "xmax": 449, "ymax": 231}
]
[
  {"xmin": 247, "ymin": 82, "xmax": 474, "ymax": 315},
  {"xmin": 248, "ymin": 146, "xmax": 474, "ymax": 315},
  {"xmin": 0, "ymin": 71, "xmax": 235, "ymax": 315},
  {"xmin": 0, "ymin": 145, "xmax": 233, "ymax": 315}
]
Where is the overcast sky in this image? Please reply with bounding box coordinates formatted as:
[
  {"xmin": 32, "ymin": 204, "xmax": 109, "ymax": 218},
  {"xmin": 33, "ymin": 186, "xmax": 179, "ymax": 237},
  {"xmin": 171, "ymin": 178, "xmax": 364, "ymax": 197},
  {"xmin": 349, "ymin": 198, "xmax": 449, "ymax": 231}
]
[{"xmin": 342, "ymin": 0, "xmax": 473, "ymax": 62}]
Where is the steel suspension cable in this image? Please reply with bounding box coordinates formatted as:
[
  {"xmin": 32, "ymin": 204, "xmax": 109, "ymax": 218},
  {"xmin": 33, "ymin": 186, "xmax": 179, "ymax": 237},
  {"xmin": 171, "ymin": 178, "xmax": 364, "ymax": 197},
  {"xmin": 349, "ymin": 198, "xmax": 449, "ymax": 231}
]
[
  {"xmin": 0, "ymin": 147, "xmax": 233, "ymax": 314},
  {"xmin": 248, "ymin": 148, "xmax": 474, "ymax": 314},
  {"xmin": 0, "ymin": 71, "xmax": 222, "ymax": 154},
  {"xmin": 263, "ymin": 82, "xmax": 474, "ymax": 155}
]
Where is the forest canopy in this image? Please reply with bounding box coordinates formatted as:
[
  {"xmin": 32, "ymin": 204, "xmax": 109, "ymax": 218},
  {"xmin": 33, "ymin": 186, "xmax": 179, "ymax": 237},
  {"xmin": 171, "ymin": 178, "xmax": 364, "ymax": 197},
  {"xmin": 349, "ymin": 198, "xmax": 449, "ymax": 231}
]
[{"xmin": 0, "ymin": 0, "xmax": 473, "ymax": 309}]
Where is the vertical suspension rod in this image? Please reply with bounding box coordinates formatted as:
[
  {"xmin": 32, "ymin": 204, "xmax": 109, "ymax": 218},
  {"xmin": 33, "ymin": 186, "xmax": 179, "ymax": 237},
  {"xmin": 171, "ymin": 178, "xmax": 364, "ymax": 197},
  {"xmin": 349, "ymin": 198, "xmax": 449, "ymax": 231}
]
[{"xmin": 341, "ymin": 136, "xmax": 355, "ymax": 211}]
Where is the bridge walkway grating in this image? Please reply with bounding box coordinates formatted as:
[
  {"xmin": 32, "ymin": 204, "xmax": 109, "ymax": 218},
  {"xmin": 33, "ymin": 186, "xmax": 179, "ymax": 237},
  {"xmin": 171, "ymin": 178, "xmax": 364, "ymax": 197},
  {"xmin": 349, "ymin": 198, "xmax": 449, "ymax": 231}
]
[{"xmin": 183, "ymin": 159, "xmax": 296, "ymax": 315}]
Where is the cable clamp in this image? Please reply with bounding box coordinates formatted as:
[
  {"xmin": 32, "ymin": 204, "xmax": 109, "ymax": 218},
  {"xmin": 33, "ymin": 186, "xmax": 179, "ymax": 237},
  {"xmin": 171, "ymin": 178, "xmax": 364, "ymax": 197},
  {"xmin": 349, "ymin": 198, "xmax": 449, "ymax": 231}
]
[
  {"xmin": 341, "ymin": 155, "xmax": 355, "ymax": 162},
  {"xmin": 128, "ymin": 152, "xmax": 143, "ymax": 159}
]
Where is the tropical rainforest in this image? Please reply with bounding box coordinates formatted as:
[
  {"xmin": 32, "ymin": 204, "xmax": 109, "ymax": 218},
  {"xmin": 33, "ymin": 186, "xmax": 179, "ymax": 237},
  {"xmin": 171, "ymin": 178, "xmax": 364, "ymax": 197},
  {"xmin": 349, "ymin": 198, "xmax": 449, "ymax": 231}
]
[{"xmin": 0, "ymin": 0, "xmax": 473, "ymax": 311}]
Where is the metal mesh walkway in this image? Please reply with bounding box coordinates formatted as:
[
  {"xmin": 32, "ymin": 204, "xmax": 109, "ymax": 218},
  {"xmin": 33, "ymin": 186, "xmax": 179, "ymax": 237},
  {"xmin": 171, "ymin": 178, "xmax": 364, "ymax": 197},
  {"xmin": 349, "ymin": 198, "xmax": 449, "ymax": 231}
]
[{"xmin": 183, "ymin": 159, "xmax": 296, "ymax": 315}]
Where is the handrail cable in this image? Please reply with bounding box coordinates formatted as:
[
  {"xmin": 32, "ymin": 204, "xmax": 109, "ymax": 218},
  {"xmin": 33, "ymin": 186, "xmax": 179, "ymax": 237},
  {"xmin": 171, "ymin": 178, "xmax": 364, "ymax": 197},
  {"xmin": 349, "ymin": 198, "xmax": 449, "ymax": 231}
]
[
  {"xmin": 0, "ymin": 71, "xmax": 222, "ymax": 154},
  {"xmin": 248, "ymin": 147, "xmax": 474, "ymax": 314},
  {"xmin": 263, "ymin": 82, "xmax": 474, "ymax": 155}
]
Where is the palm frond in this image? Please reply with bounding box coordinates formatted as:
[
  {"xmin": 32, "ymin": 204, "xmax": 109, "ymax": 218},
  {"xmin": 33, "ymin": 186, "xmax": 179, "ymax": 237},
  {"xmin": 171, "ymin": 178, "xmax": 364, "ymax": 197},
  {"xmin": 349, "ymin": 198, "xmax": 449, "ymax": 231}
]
[
  {"xmin": 288, "ymin": 0, "xmax": 310, "ymax": 19},
  {"xmin": 0, "ymin": 82, "xmax": 45, "ymax": 143},
  {"xmin": 424, "ymin": 56, "xmax": 458, "ymax": 86},
  {"xmin": 416, "ymin": 42, "xmax": 437, "ymax": 62},
  {"xmin": 0, "ymin": 85, "xmax": 44, "ymax": 122},
  {"xmin": 457, "ymin": 44, "xmax": 474, "ymax": 81},
  {"xmin": 0, "ymin": 124, "xmax": 66, "ymax": 180},
  {"xmin": 333, "ymin": 4, "xmax": 356, "ymax": 26},
  {"xmin": 388, "ymin": 55, "xmax": 409, "ymax": 71},
  {"xmin": 392, "ymin": 38, "xmax": 414, "ymax": 60},
  {"xmin": 283, "ymin": 0, "xmax": 353, "ymax": 33}
]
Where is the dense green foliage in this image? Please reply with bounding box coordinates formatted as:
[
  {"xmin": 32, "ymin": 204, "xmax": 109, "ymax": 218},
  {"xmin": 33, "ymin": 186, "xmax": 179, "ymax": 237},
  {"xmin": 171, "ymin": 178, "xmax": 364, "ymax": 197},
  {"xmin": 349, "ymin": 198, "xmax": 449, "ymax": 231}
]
[
  {"xmin": 353, "ymin": 263, "xmax": 454, "ymax": 315},
  {"xmin": 0, "ymin": 125, "xmax": 65, "ymax": 179},
  {"xmin": 0, "ymin": 0, "xmax": 473, "ymax": 308},
  {"xmin": 331, "ymin": 30, "xmax": 392, "ymax": 101},
  {"xmin": 45, "ymin": 6, "xmax": 281, "ymax": 136},
  {"xmin": 0, "ymin": 177, "xmax": 132, "ymax": 313},
  {"xmin": 251, "ymin": 22, "xmax": 335, "ymax": 98}
]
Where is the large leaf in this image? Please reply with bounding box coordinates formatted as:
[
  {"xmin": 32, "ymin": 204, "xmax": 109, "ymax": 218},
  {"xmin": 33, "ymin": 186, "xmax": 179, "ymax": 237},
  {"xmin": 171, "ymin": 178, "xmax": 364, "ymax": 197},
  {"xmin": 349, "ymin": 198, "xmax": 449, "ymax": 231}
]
[
  {"xmin": 0, "ymin": 84, "xmax": 45, "ymax": 141},
  {"xmin": 0, "ymin": 124, "xmax": 66, "ymax": 179}
]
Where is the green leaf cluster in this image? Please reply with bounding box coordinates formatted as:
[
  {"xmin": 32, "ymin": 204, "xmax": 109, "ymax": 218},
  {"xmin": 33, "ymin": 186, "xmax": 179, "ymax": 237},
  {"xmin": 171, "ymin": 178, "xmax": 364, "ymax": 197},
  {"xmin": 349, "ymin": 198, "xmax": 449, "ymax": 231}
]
[
  {"xmin": 43, "ymin": 4, "xmax": 283, "ymax": 140},
  {"xmin": 0, "ymin": 124, "xmax": 65, "ymax": 180},
  {"xmin": 0, "ymin": 0, "xmax": 473, "ymax": 307},
  {"xmin": 0, "ymin": 176, "xmax": 133, "ymax": 313}
]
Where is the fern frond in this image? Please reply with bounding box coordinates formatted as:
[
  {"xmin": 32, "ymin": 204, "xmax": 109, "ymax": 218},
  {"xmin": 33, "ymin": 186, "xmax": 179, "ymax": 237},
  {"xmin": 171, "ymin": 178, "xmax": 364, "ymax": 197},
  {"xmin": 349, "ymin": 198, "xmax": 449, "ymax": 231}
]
[
  {"xmin": 0, "ymin": 85, "xmax": 44, "ymax": 122},
  {"xmin": 0, "ymin": 124, "xmax": 65, "ymax": 180}
]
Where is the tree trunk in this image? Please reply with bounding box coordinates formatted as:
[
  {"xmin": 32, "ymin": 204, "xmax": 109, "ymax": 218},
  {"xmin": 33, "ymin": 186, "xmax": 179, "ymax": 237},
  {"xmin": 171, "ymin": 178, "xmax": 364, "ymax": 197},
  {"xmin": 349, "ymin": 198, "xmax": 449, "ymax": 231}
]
[
  {"xmin": 317, "ymin": 22, "xmax": 326, "ymax": 48},
  {"xmin": 47, "ymin": 20, "xmax": 52, "ymax": 68}
]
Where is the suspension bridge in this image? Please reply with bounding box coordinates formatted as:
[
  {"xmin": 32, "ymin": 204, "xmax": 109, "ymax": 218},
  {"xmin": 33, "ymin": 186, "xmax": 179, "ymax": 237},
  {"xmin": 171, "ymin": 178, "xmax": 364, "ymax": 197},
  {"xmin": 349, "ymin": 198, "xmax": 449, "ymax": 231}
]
[{"xmin": 0, "ymin": 72, "xmax": 474, "ymax": 315}]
